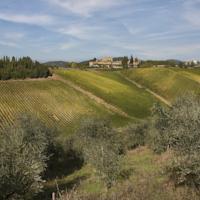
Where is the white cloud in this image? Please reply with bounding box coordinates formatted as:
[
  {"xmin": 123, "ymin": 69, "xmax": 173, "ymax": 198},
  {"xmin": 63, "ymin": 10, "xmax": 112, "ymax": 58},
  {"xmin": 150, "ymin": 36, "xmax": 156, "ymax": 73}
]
[
  {"xmin": 58, "ymin": 24, "xmax": 102, "ymax": 39},
  {"xmin": 48, "ymin": 0, "xmax": 122, "ymax": 16},
  {"xmin": 0, "ymin": 13, "xmax": 54, "ymax": 26}
]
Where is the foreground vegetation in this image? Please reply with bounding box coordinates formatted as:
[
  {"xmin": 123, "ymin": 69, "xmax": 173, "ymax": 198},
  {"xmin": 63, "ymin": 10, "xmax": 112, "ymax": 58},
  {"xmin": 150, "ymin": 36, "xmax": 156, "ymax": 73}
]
[
  {"xmin": 0, "ymin": 114, "xmax": 53, "ymax": 200},
  {"xmin": 57, "ymin": 93, "xmax": 200, "ymax": 200},
  {"xmin": 1, "ymin": 92, "xmax": 200, "ymax": 200}
]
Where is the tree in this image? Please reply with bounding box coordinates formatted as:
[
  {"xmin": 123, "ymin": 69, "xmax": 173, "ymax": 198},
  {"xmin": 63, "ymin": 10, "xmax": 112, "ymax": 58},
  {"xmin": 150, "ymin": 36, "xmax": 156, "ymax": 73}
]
[
  {"xmin": 74, "ymin": 118, "xmax": 123, "ymax": 188},
  {"xmin": 129, "ymin": 56, "xmax": 134, "ymax": 67},
  {"xmin": 178, "ymin": 62, "xmax": 184, "ymax": 68},
  {"xmin": 0, "ymin": 56, "xmax": 51, "ymax": 80},
  {"xmin": 0, "ymin": 114, "xmax": 53, "ymax": 200},
  {"xmin": 191, "ymin": 61, "xmax": 195, "ymax": 67},
  {"xmin": 150, "ymin": 93, "xmax": 200, "ymax": 189},
  {"xmin": 122, "ymin": 56, "xmax": 129, "ymax": 69}
]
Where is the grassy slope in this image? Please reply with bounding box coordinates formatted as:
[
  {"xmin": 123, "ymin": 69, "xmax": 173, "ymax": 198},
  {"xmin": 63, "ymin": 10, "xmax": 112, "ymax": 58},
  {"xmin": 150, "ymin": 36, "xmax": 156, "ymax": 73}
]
[
  {"xmin": 40, "ymin": 147, "xmax": 198, "ymax": 200},
  {"xmin": 56, "ymin": 69, "xmax": 156, "ymax": 119},
  {"xmin": 121, "ymin": 67, "xmax": 200, "ymax": 102},
  {"xmin": 39, "ymin": 147, "xmax": 165, "ymax": 199},
  {"xmin": 0, "ymin": 79, "xmax": 128, "ymax": 133}
]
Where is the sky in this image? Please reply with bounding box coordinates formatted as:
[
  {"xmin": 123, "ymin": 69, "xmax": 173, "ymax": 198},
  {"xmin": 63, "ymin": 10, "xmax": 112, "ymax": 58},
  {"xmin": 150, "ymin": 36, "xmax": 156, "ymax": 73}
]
[{"xmin": 0, "ymin": 0, "xmax": 200, "ymax": 61}]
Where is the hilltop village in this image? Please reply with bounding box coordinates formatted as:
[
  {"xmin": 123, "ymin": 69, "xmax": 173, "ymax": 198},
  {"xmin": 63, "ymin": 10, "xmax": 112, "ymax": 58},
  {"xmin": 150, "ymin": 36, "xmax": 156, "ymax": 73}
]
[{"xmin": 89, "ymin": 56, "xmax": 141, "ymax": 68}]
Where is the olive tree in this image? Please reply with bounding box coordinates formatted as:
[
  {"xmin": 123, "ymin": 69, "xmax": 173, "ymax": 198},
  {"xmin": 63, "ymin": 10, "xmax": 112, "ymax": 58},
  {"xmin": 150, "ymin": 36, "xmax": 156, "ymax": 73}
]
[
  {"xmin": 0, "ymin": 114, "xmax": 53, "ymax": 200},
  {"xmin": 150, "ymin": 93, "xmax": 200, "ymax": 189},
  {"xmin": 74, "ymin": 118, "xmax": 122, "ymax": 188}
]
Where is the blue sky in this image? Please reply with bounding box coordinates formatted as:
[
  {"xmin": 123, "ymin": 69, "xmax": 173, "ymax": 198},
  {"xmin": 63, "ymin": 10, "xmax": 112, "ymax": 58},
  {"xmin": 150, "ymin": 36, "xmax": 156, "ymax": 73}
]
[{"xmin": 0, "ymin": 0, "xmax": 200, "ymax": 61}]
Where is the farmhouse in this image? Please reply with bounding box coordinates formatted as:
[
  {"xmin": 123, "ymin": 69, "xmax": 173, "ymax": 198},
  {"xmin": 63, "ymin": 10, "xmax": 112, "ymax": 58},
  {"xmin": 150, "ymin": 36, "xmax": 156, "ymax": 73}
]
[
  {"xmin": 89, "ymin": 57, "xmax": 122, "ymax": 68},
  {"xmin": 89, "ymin": 57, "xmax": 140, "ymax": 68}
]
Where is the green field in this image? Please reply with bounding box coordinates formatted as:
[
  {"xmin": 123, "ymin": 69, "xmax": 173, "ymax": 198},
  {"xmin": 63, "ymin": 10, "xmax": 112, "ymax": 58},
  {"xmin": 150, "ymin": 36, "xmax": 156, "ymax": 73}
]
[
  {"xmin": 2, "ymin": 67, "xmax": 199, "ymax": 133},
  {"xmin": 56, "ymin": 69, "xmax": 156, "ymax": 119},
  {"xmin": 121, "ymin": 67, "xmax": 200, "ymax": 102},
  {"xmin": 0, "ymin": 79, "xmax": 129, "ymax": 133}
]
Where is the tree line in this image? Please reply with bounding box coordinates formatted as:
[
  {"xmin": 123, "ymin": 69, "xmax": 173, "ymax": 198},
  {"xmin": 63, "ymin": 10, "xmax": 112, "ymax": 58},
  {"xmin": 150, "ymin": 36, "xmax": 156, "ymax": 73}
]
[{"xmin": 0, "ymin": 56, "xmax": 52, "ymax": 80}]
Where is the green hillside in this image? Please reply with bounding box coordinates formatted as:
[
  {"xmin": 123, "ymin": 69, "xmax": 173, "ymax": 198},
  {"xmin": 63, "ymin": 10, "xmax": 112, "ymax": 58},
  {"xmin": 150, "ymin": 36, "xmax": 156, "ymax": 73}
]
[
  {"xmin": 0, "ymin": 79, "xmax": 128, "ymax": 133},
  {"xmin": 55, "ymin": 69, "xmax": 156, "ymax": 119},
  {"xmin": 2, "ymin": 67, "xmax": 198, "ymax": 133},
  {"xmin": 121, "ymin": 67, "xmax": 200, "ymax": 102}
]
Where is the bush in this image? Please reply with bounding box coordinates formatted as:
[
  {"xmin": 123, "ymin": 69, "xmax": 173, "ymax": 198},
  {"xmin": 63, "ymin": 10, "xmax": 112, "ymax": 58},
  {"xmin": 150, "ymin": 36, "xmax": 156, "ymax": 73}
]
[
  {"xmin": 74, "ymin": 118, "xmax": 123, "ymax": 188},
  {"xmin": 167, "ymin": 154, "xmax": 200, "ymax": 189},
  {"xmin": 125, "ymin": 122, "xmax": 148, "ymax": 149},
  {"xmin": 75, "ymin": 118, "xmax": 125, "ymax": 155},
  {"xmin": 150, "ymin": 93, "xmax": 200, "ymax": 189},
  {"xmin": 0, "ymin": 114, "xmax": 53, "ymax": 200}
]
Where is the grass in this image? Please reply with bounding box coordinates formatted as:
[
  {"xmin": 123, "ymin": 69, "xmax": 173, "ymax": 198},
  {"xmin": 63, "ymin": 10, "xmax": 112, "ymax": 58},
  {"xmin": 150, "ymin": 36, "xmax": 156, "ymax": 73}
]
[
  {"xmin": 39, "ymin": 146, "xmax": 199, "ymax": 200},
  {"xmin": 121, "ymin": 67, "xmax": 200, "ymax": 102},
  {"xmin": 0, "ymin": 79, "xmax": 128, "ymax": 134},
  {"xmin": 39, "ymin": 147, "xmax": 165, "ymax": 199},
  {"xmin": 56, "ymin": 69, "xmax": 156, "ymax": 119}
]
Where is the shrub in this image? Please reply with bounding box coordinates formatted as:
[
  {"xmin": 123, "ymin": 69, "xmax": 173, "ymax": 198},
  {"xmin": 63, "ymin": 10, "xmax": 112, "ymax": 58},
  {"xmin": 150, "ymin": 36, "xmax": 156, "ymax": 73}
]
[
  {"xmin": 74, "ymin": 118, "xmax": 125, "ymax": 155},
  {"xmin": 74, "ymin": 118, "xmax": 123, "ymax": 188},
  {"xmin": 0, "ymin": 114, "xmax": 53, "ymax": 200},
  {"xmin": 125, "ymin": 122, "xmax": 148, "ymax": 149},
  {"xmin": 150, "ymin": 93, "xmax": 200, "ymax": 189}
]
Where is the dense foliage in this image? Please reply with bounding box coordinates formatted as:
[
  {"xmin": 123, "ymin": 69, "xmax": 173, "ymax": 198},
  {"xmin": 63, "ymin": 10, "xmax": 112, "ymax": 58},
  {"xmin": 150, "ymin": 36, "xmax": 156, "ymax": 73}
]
[
  {"xmin": 125, "ymin": 122, "xmax": 148, "ymax": 149},
  {"xmin": 0, "ymin": 56, "xmax": 51, "ymax": 80},
  {"xmin": 150, "ymin": 94, "xmax": 200, "ymax": 189},
  {"xmin": 74, "ymin": 118, "xmax": 123, "ymax": 188},
  {"xmin": 140, "ymin": 60, "xmax": 181, "ymax": 68},
  {"xmin": 0, "ymin": 114, "xmax": 53, "ymax": 200}
]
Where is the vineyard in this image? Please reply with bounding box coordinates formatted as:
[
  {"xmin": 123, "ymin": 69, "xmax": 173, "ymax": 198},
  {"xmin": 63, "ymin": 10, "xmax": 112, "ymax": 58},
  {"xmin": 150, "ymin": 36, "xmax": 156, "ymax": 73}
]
[
  {"xmin": 56, "ymin": 69, "xmax": 156, "ymax": 119},
  {"xmin": 121, "ymin": 67, "xmax": 200, "ymax": 102},
  {"xmin": 0, "ymin": 79, "xmax": 127, "ymax": 133},
  {"xmin": 2, "ymin": 67, "xmax": 198, "ymax": 134}
]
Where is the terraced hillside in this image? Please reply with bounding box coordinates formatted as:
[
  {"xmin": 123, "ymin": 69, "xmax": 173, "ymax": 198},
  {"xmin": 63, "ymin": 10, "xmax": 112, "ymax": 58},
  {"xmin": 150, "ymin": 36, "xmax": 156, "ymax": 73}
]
[
  {"xmin": 0, "ymin": 79, "xmax": 128, "ymax": 133},
  {"xmin": 121, "ymin": 67, "xmax": 200, "ymax": 102},
  {"xmin": 56, "ymin": 69, "xmax": 156, "ymax": 119}
]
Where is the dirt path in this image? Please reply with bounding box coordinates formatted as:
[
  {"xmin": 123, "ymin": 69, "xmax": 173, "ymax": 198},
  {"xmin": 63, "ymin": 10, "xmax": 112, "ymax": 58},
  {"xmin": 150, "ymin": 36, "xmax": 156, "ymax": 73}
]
[
  {"xmin": 123, "ymin": 76, "xmax": 172, "ymax": 107},
  {"xmin": 54, "ymin": 74, "xmax": 132, "ymax": 119}
]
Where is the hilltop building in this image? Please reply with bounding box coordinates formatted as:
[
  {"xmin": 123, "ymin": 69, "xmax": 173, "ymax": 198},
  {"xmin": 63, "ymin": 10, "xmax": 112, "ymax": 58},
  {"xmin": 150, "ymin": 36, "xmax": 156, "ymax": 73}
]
[
  {"xmin": 184, "ymin": 60, "xmax": 199, "ymax": 67},
  {"xmin": 89, "ymin": 57, "xmax": 122, "ymax": 68},
  {"xmin": 89, "ymin": 57, "xmax": 140, "ymax": 68}
]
